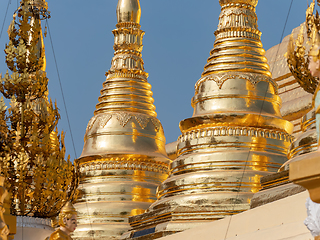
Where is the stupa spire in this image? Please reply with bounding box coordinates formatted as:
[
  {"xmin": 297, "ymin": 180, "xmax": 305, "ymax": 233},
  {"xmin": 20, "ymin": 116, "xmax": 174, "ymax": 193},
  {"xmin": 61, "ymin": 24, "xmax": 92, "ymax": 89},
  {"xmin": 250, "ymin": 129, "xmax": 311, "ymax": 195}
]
[
  {"xmin": 95, "ymin": 0, "xmax": 154, "ymax": 117},
  {"xmin": 123, "ymin": 0, "xmax": 294, "ymax": 238},
  {"xmin": 73, "ymin": 0, "xmax": 170, "ymax": 239},
  {"xmin": 203, "ymin": 0, "xmax": 270, "ymax": 77}
]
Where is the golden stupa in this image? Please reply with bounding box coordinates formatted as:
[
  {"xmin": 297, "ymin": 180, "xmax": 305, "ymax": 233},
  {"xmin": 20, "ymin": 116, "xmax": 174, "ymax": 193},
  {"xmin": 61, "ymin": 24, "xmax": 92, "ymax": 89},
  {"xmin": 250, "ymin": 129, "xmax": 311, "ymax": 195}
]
[
  {"xmin": 122, "ymin": 0, "xmax": 294, "ymax": 238},
  {"xmin": 73, "ymin": 0, "xmax": 170, "ymax": 238}
]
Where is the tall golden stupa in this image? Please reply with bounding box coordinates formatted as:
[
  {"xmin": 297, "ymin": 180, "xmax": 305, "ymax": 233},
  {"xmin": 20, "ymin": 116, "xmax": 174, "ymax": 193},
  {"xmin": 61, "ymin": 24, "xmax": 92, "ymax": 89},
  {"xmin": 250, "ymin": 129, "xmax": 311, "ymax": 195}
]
[
  {"xmin": 122, "ymin": 0, "xmax": 294, "ymax": 238},
  {"xmin": 73, "ymin": 0, "xmax": 170, "ymax": 239}
]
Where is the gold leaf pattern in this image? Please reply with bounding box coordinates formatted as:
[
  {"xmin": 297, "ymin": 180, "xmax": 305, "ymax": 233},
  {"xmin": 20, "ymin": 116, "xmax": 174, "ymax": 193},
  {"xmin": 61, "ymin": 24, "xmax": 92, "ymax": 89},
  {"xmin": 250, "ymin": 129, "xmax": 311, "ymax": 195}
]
[
  {"xmin": 135, "ymin": 115, "xmax": 149, "ymax": 129},
  {"xmin": 116, "ymin": 112, "xmax": 132, "ymax": 127},
  {"xmin": 195, "ymin": 72, "xmax": 277, "ymax": 94}
]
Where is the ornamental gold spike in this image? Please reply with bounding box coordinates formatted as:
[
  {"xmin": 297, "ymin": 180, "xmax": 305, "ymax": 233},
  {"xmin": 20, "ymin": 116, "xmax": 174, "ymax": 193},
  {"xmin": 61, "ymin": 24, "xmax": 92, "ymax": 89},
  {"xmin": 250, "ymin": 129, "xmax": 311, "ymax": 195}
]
[
  {"xmin": 73, "ymin": 0, "xmax": 170, "ymax": 239},
  {"xmin": 0, "ymin": 0, "xmax": 77, "ymax": 219},
  {"xmin": 123, "ymin": 0, "xmax": 294, "ymax": 237},
  {"xmin": 286, "ymin": 0, "xmax": 319, "ymax": 94}
]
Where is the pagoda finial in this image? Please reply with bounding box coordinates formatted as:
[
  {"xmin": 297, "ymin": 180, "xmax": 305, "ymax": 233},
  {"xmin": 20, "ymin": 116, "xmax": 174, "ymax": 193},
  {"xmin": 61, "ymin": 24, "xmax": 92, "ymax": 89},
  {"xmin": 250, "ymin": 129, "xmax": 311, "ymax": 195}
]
[{"xmin": 117, "ymin": 0, "xmax": 141, "ymax": 24}]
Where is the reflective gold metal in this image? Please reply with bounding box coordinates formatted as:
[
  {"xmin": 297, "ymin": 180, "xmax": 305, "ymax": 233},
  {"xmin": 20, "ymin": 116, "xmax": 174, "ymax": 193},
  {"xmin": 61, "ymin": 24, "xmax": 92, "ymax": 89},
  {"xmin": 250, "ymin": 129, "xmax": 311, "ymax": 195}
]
[
  {"xmin": 122, "ymin": 0, "xmax": 293, "ymax": 238},
  {"xmin": 286, "ymin": 110, "xmax": 317, "ymax": 162},
  {"xmin": 73, "ymin": 0, "xmax": 169, "ymax": 239},
  {"xmin": 0, "ymin": 0, "xmax": 77, "ymax": 219}
]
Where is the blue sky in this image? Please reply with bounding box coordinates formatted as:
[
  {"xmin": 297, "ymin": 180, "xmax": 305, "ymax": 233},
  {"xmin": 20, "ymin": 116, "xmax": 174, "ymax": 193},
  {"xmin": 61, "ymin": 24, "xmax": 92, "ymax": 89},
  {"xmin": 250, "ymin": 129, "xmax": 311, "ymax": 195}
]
[{"xmin": 0, "ymin": 0, "xmax": 309, "ymax": 161}]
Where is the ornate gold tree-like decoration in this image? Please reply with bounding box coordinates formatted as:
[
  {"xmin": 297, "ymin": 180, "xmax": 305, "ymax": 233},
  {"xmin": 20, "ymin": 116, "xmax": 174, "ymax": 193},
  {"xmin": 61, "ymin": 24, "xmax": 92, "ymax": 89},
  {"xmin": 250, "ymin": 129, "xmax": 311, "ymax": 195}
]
[
  {"xmin": 286, "ymin": 0, "xmax": 320, "ymax": 94},
  {"xmin": 0, "ymin": 0, "xmax": 77, "ymax": 218}
]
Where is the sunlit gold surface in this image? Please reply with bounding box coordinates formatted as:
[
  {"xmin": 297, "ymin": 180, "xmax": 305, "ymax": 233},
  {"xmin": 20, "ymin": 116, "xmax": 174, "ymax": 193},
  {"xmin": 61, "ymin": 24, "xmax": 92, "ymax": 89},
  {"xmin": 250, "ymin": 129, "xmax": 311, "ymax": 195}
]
[
  {"xmin": 122, "ymin": 1, "xmax": 293, "ymax": 238},
  {"xmin": 117, "ymin": 0, "xmax": 141, "ymax": 24},
  {"xmin": 286, "ymin": 110, "xmax": 317, "ymax": 161},
  {"xmin": 73, "ymin": 0, "xmax": 169, "ymax": 239}
]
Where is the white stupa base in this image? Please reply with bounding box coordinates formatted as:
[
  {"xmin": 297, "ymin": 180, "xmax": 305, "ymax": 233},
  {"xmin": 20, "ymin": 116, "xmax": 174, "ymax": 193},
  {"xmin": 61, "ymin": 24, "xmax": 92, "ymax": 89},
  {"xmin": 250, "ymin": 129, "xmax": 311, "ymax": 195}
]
[{"xmin": 15, "ymin": 216, "xmax": 54, "ymax": 240}]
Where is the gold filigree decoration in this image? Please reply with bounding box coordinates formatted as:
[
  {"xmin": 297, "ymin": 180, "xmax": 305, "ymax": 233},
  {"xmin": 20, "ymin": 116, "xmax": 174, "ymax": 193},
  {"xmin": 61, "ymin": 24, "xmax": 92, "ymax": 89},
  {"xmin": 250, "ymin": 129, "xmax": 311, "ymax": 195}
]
[
  {"xmin": 286, "ymin": 0, "xmax": 320, "ymax": 94},
  {"xmin": 178, "ymin": 126, "xmax": 293, "ymax": 143},
  {"xmin": 218, "ymin": 8, "xmax": 258, "ymax": 29},
  {"xmin": 135, "ymin": 115, "xmax": 149, "ymax": 129},
  {"xmin": 86, "ymin": 112, "xmax": 162, "ymax": 135},
  {"xmin": 86, "ymin": 116, "xmax": 97, "ymax": 133},
  {"xmin": 150, "ymin": 117, "xmax": 161, "ymax": 132},
  {"xmin": 96, "ymin": 114, "xmax": 112, "ymax": 128},
  {"xmin": 116, "ymin": 112, "xmax": 132, "ymax": 127},
  {"xmin": 195, "ymin": 72, "xmax": 277, "ymax": 94},
  {"xmin": 79, "ymin": 157, "xmax": 168, "ymax": 174},
  {"xmin": 106, "ymin": 70, "xmax": 148, "ymax": 81}
]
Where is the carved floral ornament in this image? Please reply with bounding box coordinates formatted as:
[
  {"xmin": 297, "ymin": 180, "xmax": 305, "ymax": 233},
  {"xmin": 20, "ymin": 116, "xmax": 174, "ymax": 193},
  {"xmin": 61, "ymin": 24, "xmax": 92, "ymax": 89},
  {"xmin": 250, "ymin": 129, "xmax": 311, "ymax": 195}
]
[
  {"xmin": 105, "ymin": 70, "xmax": 148, "ymax": 81},
  {"xmin": 111, "ymin": 54, "xmax": 144, "ymax": 70},
  {"xmin": 85, "ymin": 112, "xmax": 162, "ymax": 135},
  {"xmin": 218, "ymin": 7, "xmax": 257, "ymax": 29},
  {"xmin": 195, "ymin": 72, "xmax": 278, "ymax": 95}
]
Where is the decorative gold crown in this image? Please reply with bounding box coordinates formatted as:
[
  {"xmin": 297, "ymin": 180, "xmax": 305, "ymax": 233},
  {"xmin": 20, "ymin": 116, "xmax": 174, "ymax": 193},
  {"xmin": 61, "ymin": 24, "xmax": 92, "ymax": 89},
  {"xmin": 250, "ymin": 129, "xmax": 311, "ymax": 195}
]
[{"xmin": 60, "ymin": 202, "xmax": 77, "ymax": 215}]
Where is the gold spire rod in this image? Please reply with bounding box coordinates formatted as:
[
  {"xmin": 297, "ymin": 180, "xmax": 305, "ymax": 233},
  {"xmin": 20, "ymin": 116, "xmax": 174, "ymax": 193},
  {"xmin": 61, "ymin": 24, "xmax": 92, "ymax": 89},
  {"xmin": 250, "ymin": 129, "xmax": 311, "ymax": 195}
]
[{"xmin": 117, "ymin": 0, "xmax": 141, "ymax": 24}]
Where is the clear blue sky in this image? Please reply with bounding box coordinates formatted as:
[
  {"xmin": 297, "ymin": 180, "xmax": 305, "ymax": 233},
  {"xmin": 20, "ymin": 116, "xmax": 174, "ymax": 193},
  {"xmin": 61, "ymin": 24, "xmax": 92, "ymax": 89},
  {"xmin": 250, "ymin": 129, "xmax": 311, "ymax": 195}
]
[{"xmin": 0, "ymin": 0, "xmax": 309, "ymax": 161}]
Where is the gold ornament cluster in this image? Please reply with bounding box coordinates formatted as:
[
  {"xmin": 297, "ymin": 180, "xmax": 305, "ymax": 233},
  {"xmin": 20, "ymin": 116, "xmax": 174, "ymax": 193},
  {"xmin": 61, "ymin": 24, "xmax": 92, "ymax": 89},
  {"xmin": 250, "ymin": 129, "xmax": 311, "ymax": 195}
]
[
  {"xmin": 286, "ymin": 0, "xmax": 320, "ymax": 94},
  {"xmin": 0, "ymin": 0, "xmax": 77, "ymax": 218}
]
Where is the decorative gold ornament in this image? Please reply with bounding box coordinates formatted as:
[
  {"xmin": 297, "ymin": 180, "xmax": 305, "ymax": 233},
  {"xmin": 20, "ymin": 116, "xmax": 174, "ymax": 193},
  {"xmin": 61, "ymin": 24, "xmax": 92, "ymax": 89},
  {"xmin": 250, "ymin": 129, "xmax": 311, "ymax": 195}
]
[
  {"xmin": 286, "ymin": 0, "xmax": 320, "ymax": 94},
  {"xmin": 0, "ymin": 0, "xmax": 77, "ymax": 218}
]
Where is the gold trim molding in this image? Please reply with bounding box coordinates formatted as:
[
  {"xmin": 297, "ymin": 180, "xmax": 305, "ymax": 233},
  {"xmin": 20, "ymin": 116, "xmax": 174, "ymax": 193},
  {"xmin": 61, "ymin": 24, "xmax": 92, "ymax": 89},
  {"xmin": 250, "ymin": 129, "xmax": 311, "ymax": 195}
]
[{"xmin": 195, "ymin": 72, "xmax": 278, "ymax": 94}]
